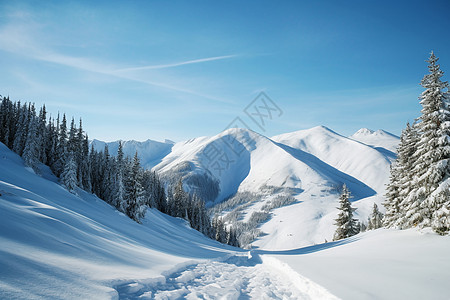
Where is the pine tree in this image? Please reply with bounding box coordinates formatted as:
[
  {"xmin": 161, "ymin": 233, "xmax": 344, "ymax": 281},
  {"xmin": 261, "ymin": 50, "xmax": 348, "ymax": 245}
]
[
  {"xmin": 367, "ymin": 203, "xmax": 384, "ymax": 230},
  {"xmin": 402, "ymin": 52, "xmax": 450, "ymax": 229},
  {"xmin": 53, "ymin": 114, "xmax": 67, "ymax": 177},
  {"xmin": 112, "ymin": 141, "xmax": 126, "ymax": 210},
  {"xmin": 101, "ymin": 145, "xmax": 114, "ymax": 202},
  {"xmin": 152, "ymin": 172, "xmax": 167, "ymax": 213},
  {"xmin": 45, "ymin": 117, "xmax": 58, "ymax": 171},
  {"xmin": 38, "ymin": 105, "xmax": 47, "ymax": 164},
  {"xmin": 384, "ymin": 122, "xmax": 419, "ymax": 228},
  {"xmin": 429, "ymin": 187, "xmax": 450, "ymax": 235},
  {"xmin": 172, "ymin": 179, "xmax": 188, "ymax": 219},
  {"xmin": 22, "ymin": 114, "xmax": 40, "ymax": 170},
  {"xmin": 125, "ymin": 152, "xmax": 146, "ymax": 221},
  {"xmin": 0, "ymin": 97, "xmax": 13, "ymax": 145},
  {"xmin": 13, "ymin": 103, "xmax": 29, "ymax": 156},
  {"xmin": 67, "ymin": 117, "xmax": 77, "ymax": 154},
  {"xmin": 333, "ymin": 184, "xmax": 359, "ymax": 241},
  {"xmin": 61, "ymin": 153, "xmax": 78, "ymax": 193},
  {"xmin": 80, "ymin": 135, "xmax": 92, "ymax": 191},
  {"xmin": 212, "ymin": 215, "xmax": 227, "ymax": 243}
]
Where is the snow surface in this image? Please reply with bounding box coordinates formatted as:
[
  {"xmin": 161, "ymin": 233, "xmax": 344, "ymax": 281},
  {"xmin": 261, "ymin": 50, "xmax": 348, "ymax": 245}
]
[
  {"xmin": 116, "ymin": 253, "xmax": 338, "ymax": 300},
  {"xmin": 272, "ymin": 126, "xmax": 393, "ymax": 193},
  {"xmin": 260, "ymin": 229, "xmax": 450, "ymax": 300},
  {"xmin": 1, "ymin": 140, "xmax": 449, "ymax": 300}
]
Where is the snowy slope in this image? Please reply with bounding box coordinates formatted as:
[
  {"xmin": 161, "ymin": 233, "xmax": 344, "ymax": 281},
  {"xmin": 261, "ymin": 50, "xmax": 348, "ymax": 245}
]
[
  {"xmin": 0, "ymin": 142, "xmax": 235, "ymax": 299},
  {"xmin": 349, "ymin": 128, "xmax": 400, "ymax": 155},
  {"xmin": 271, "ymin": 126, "xmax": 392, "ymax": 194},
  {"xmin": 154, "ymin": 127, "xmax": 378, "ymax": 201},
  {"xmin": 91, "ymin": 138, "xmax": 174, "ymax": 169}
]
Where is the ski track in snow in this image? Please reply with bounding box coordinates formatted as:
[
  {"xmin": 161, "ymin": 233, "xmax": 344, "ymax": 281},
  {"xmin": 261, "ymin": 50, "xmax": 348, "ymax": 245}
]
[{"xmin": 115, "ymin": 253, "xmax": 336, "ymax": 300}]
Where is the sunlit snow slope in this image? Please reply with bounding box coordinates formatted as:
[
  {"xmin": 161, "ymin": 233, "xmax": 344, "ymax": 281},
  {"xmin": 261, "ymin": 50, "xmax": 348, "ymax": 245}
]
[
  {"xmin": 261, "ymin": 229, "xmax": 450, "ymax": 300},
  {"xmin": 0, "ymin": 142, "xmax": 235, "ymax": 299}
]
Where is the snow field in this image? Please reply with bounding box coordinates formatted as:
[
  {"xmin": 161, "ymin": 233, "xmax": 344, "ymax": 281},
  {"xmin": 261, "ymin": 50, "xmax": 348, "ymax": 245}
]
[{"xmin": 265, "ymin": 229, "xmax": 450, "ymax": 300}]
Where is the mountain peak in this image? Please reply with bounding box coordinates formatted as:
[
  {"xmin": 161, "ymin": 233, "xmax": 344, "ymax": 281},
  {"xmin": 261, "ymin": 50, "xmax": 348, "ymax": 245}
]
[
  {"xmin": 349, "ymin": 128, "xmax": 400, "ymax": 153},
  {"xmin": 353, "ymin": 128, "xmax": 375, "ymax": 136}
]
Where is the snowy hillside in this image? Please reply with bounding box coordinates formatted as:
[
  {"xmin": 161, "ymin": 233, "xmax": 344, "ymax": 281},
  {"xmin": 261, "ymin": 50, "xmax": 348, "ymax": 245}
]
[
  {"xmin": 349, "ymin": 128, "xmax": 400, "ymax": 154},
  {"xmin": 0, "ymin": 142, "xmax": 234, "ymax": 299},
  {"xmin": 147, "ymin": 126, "xmax": 394, "ymax": 248},
  {"xmin": 272, "ymin": 126, "xmax": 393, "ymax": 193},
  {"xmin": 91, "ymin": 139, "xmax": 174, "ymax": 169},
  {"xmin": 154, "ymin": 128, "xmax": 373, "ymax": 201},
  {"xmin": 1, "ymin": 140, "xmax": 448, "ymax": 300}
]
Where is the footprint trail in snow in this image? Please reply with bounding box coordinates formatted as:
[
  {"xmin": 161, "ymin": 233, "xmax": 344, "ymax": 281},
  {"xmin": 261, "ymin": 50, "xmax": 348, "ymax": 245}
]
[{"xmin": 115, "ymin": 253, "xmax": 338, "ymax": 300}]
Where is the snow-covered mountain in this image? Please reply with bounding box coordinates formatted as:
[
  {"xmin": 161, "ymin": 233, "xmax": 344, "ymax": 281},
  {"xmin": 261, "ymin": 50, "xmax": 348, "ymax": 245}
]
[
  {"xmin": 1, "ymin": 140, "xmax": 448, "ymax": 300},
  {"xmin": 94, "ymin": 126, "xmax": 398, "ymax": 248},
  {"xmin": 349, "ymin": 128, "xmax": 400, "ymax": 155}
]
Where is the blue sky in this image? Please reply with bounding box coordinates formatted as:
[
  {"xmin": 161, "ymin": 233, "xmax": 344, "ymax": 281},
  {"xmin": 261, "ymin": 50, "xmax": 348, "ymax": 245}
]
[{"xmin": 1, "ymin": 0, "xmax": 449, "ymax": 142}]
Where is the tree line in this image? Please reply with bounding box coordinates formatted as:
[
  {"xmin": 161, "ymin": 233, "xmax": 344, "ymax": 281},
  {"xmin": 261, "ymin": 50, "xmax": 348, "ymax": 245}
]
[{"xmin": 0, "ymin": 97, "xmax": 238, "ymax": 246}]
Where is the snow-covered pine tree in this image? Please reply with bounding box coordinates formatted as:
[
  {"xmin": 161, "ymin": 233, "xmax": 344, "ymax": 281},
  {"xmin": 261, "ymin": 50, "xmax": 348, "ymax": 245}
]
[
  {"xmin": 37, "ymin": 105, "xmax": 47, "ymax": 164},
  {"xmin": 172, "ymin": 179, "xmax": 188, "ymax": 219},
  {"xmin": 74, "ymin": 119, "xmax": 84, "ymax": 187},
  {"xmin": 125, "ymin": 152, "xmax": 146, "ymax": 222},
  {"xmin": 111, "ymin": 141, "xmax": 125, "ymax": 210},
  {"xmin": 22, "ymin": 114, "xmax": 40, "ymax": 170},
  {"xmin": 89, "ymin": 144, "xmax": 100, "ymax": 196},
  {"xmin": 402, "ymin": 52, "xmax": 450, "ymax": 229},
  {"xmin": 141, "ymin": 170, "xmax": 155, "ymax": 209},
  {"xmin": 67, "ymin": 117, "xmax": 77, "ymax": 154},
  {"xmin": 101, "ymin": 145, "xmax": 114, "ymax": 203},
  {"xmin": 430, "ymin": 186, "xmax": 450, "ymax": 235},
  {"xmin": 359, "ymin": 221, "xmax": 367, "ymax": 233},
  {"xmin": 45, "ymin": 117, "xmax": 58, "ymax": 171},
  {"xmin": 152, "ymin": 172, "xmax": 167, "ymax": 213},
  {"xmin": 333, "ymin": 184, "xmax": 359, "ymax": 241},
  {"xmin": 212, "ymin": 215, "xmax": 227, "ymax": 244},
  {"xmin": 53, "ymin": 114, "xmax": 68, "ymax": 177},
  {"xmin": 80, "ymin": 134, "xmax": 92, "ymax": 191},
  {"xmin": 12, "ymin": 103, "xmax": 29, "ymax": 156},
  {"xmin": 0, "ymin": 97, "xmax": 13, "ymax": 146},
  {"xmin": 384, "ymin": 162, "xmax": 401, "ymax": 227},
  {"xmin": 384, "ymin": 122, "xmax": 419, "ymax": 228},
  {"xmin": 61, "ymin": 153, "xmax": 78, "ymax": 194},
  {"xmin": 367, "ymin": 203, "xmax": 384, "ymax": 230}
]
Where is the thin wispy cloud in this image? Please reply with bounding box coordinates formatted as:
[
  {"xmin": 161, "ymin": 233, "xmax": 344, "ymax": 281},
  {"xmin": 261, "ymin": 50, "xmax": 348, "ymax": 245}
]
[
  {"xmin": 115, "ymin": 54, "xmax": 239, "ymax": 72},
  {"xmin": 0, "ymin": 20, "xmax": 235, "ymax": 104}
]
